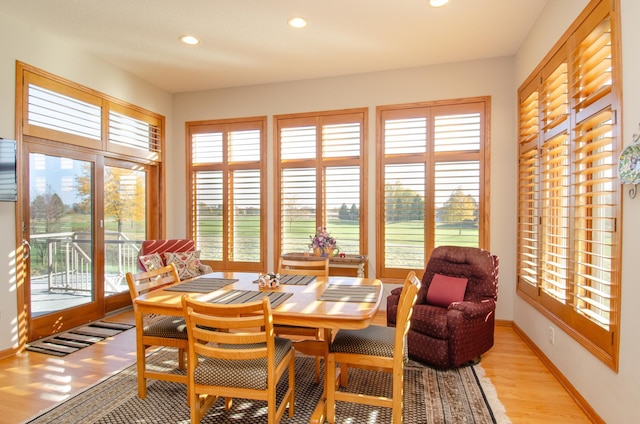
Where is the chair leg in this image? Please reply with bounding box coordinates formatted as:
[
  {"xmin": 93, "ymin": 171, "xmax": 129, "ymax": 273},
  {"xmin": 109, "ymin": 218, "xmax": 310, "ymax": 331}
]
[
  {"xmin": 392, "ymin": 368, "xmax": 404, "ymax": 424},
  {"xmin": 177, "ymin": 347, "xmax": 185, "ymax": 370},
  {"xmin": 314, "ymin": 356, "xmax": 321, "ymax": 383},
  {"xmin": 326, "ymin": 354, "xmax": 337, "ymax": 424}
]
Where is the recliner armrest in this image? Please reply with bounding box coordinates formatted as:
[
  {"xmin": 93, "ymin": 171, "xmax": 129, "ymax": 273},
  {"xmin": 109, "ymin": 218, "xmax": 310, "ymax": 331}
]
[{"xmin": 448, "ymin": 299, "xmax": 495, "ymax": 319}]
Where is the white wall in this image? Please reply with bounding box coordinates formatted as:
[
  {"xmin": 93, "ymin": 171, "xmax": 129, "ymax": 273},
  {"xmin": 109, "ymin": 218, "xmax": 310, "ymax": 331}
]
[
  {"xmin": 172, "ymin": 56, "xmax": 518, "ymax": 317},
  {"xmin": 0, "ymin": 12, "xmax": 172, "ymax": 352},
  {"xmin": 513, "ymin": 1, "xmax": 639, "ymax": 423}
]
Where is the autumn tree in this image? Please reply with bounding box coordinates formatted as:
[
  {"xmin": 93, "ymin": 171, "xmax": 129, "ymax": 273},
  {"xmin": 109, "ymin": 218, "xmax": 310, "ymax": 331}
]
[
  {"xmin": 75, "ymin": 165, "xmax": 145, "ymax": 235},
  {"xmin": 437, "ymin": 187, "xmax": 478, "ymax": 228}
]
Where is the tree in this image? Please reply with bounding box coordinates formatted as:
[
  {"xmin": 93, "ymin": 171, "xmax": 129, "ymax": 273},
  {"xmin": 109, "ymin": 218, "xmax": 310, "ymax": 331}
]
[
  {"xmin": 437, "ymin": 187, "xmax": 478, "ymax": 229},
  {"xmin": 385, "ymin": 181, "xmax": 424, "ymax": 222},
  {"xmin": 76, "ymin": 165, "xmax": 146, "ymax": 234},
  {"xmin": 30, "ymin": 186, "xmax": 65, "ymax": 233}
]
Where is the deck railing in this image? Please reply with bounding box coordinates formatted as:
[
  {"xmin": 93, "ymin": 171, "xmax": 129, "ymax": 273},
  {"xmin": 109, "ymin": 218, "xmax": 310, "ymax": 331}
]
[{"xmin": 31, "ymin": 231, "xmax": 142, "ymax": 294}]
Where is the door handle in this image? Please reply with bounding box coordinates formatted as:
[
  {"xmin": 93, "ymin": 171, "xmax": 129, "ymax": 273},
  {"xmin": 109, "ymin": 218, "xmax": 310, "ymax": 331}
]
[{"xmin": 22, "ymin": 239, "xmax": 31, "ymax": 259}]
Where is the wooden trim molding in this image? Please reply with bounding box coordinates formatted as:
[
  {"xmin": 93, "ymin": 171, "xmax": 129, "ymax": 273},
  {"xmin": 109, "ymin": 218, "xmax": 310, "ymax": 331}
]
[{"xmin": 511, "ymin": 322, "xmax": 605, "ymax": 424}]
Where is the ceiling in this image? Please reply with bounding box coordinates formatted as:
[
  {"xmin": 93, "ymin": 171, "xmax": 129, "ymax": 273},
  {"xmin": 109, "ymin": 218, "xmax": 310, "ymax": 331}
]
[{"xmin": 3, "ymin": 0, "xmax": 549, "ymax": 94}]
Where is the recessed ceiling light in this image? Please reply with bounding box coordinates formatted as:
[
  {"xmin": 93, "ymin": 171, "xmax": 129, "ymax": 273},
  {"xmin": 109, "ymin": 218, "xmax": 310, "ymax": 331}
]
[
  {"xmin": 288, "ymin": 17, "xmax": 307, "ymax": 29},
  {"xmin": 180, "ymin": 35, "xmax": 200, "ymax": 45},
  {"xmin": 429, "ymin": 0, "xmax": 449, "ymax": 7}
]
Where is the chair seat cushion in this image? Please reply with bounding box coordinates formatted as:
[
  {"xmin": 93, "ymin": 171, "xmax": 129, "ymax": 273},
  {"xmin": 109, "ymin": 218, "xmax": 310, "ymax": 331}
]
[
  {"xmin": 194, "ymin": 337, "xmax": 292, "ymax": 389},
  {"xmin": 410, "ymin": 305, "xmax": 449, "ymax": 340},
  {"xmin": 143, "ymin": 316, "xmax": 188, "ymax": 339},
  {"xmin": 331, "ymin": 325, "xmax": 405, "ymax": 361}
]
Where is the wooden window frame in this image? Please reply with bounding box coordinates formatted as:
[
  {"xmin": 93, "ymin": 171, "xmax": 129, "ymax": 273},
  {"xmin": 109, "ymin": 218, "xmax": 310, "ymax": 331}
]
[
  {"xmin": 516, "ymin": 0, "xmax": 621, "ymax": 371},
  {"xmin": 186, "ymin": 117, "xmax": 267, "ymax": 272},
  {"xmin": 274, "ymin": 108, "xmax": 367, "ymax": 271},
  {"xmin": 376, "ymin": 97, "xmax": 491, "ymax": 281}
]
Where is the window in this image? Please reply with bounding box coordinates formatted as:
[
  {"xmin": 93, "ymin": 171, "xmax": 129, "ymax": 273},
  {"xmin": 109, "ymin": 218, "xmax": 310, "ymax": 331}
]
[
  {"xmin": 516, "ymin": 0, "xmax": 621, "ymax": 370},
  {"xmin": 186, "ymin": 118, "xmax": 267, "ymax": 272},
  {"xmin": 17, "ymin": 62, "xmax": 164, "ymax": 341},
  {"xmin": 274, "ymin": 109, "xmax": 367, "ymax": 262},
  {"xmin": 377, "ymin": 99, "xmax": 490, "ymax": 280}
]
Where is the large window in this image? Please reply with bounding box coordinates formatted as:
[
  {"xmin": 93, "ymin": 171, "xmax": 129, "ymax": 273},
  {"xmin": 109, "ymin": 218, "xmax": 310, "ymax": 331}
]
[
  {"xmin": 516, "ymin": 0, "xmax": 621, "ymax": 370},
  {"xmin": 17, "ymin": 62, "xmax": 164, "ymax": 341},
  {"xmin": 274, "ymin": 109, "xmax": 367, "ymax": 264},
  {"xmin": 186, "ymin": 118, "xmax": 267, "ymax": 272},
  {"xmin": 377, "ymin": 99, "xmax": 490, "ymax": 280}
]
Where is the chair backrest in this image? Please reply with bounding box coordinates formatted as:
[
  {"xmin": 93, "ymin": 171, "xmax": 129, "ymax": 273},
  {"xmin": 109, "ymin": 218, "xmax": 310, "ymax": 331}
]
[
  {"xmin": 181, "ymin": 295, "xmax": 274, "ymax": 363},
  {"xmin": 140, "ymin": 239, "xmax": 196, "ymax": 256},
  {"xmin": 138, "ymin": 239, "xmax": 196, "ymax": 271},
  {"xmin": 394, "ymin": 271, "xmax": 420, "ymax": 363},
  {"xmin": 418, "ymin": 246, "xmax": 499, "ymax": 303},
  {"xmin": 126, "ymin": 263, "xmax": 181, "ymax": 301},
  {"xmin": 277, "ymin": 257, "xmax": 330, "ymax": 277}
]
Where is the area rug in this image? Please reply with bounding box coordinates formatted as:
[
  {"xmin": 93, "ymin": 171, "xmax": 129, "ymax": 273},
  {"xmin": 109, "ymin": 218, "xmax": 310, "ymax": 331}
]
[
  {"xmin": 26, "ymin": 321, "xmax": 134, "ymax": 356},
  {"xmin": 23, "ymin": 348, "xmax": 510, "ymax": 424}
]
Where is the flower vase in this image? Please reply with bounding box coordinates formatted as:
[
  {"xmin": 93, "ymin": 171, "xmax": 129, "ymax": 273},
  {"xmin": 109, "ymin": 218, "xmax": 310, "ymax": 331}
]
[
  {"xmin": 324, "ymin": 247, "xmax": 334, "ymax": 257},
  {"xmin": 313, "ymin": 247, "xmax": 322, "ymax": 257}
]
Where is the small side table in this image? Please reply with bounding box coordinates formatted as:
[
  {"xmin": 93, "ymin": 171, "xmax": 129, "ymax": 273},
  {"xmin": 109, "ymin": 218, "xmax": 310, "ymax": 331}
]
[{"xmin": 282, "ymin": 253, "xmax": 368, "ymax": 278}]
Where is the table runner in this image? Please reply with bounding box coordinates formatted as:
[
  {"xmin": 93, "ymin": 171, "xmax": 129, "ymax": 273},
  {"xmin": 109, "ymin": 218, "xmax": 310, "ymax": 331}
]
[
  {"xmin": 164, "ymin": 277, "xmax": 238, "ymax": 293},
  {"xmin": 209, "ymin": 289, "xmax": 293, "ymax": 308},
  {"xmin": 318, "ymin": 284, "xmax": 378, "ymax": 303}
]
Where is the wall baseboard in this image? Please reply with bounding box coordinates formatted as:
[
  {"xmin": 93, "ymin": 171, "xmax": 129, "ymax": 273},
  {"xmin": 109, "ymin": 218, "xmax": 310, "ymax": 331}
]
[{"xmin": 511, "ymin": 321, "xmax": 604, "ymax": 424}]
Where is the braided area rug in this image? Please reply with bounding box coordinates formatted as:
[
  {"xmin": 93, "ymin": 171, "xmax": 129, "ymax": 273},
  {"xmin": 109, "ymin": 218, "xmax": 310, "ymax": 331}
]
[{"xmin": 24, "ymin": 348, "xmax": 510, "ymax": 424}]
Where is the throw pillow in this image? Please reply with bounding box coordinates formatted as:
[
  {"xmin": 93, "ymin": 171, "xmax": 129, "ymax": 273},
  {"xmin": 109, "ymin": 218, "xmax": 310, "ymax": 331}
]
[
  {"xmin": 139, "ymin": 253, "xmax": 165, "ymax": 272},
  {"xmin": 163, "ymin": 250, "xmax": 202, "ymax": 280},
  {"xmin": 426, "ymin": 273, "xmax": 468, "ymax": 308}
]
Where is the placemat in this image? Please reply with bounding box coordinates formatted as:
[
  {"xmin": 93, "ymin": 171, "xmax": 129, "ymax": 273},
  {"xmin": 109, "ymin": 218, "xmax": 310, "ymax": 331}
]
[
  {"xmin": 164, "ymin": 277, "xmax": 238, "ymax": 293},
  {"xmin": 253, "ymin": 274, "xmax": 316, "ymax": 286},
  {"xmin": 318, "ymin": 284, "xmax": 378, "ymax": 303},
  {"xmin": 209, "ymin": 289, "xmax": 293, "ymax": 308}
]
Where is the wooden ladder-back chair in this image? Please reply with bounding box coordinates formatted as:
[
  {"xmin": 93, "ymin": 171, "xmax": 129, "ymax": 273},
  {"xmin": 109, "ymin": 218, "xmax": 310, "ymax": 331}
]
[
  {"xmin": 275, "ymin": 256, "xmax": 330, "ymax": 382},
  {"xmin": 125, "ymin": 263, "xmax": 188, "ymax": 399},
  {"xmin": 278, "ymin": 257, "xmax": 330, "ymax": 276},
  {"xmin": 181, "ymin": 295, "xmax": 295, "ymax": 424},
  {"xmin": 326, "ymin": 271, "xmax": 420, "ymax": 424}
]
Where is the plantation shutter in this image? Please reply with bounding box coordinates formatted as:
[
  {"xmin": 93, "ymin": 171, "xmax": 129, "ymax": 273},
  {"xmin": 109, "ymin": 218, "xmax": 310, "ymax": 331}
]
[
  {"xmin": 188, "ymin": 119, "xmax": 266, "ymax": 271},
  {"xmin": 24, "ymin": 70, "xmax": 163, "ymax": 161},
  {"xmin": 378, "ymin": 100, "xmax": 488, "ymax": 280},
  {"xmin": 515, "ymin": 0, "xmax": 620, "ymax": 368},
  {"xmin": 570, "ymin": 7, "xmax": 618, "ymax": 353},
  {"xmin": 517, "ymin": 87, "xmax": 540, "ymax": 298},
  {"xmin": 276, "ymin": 110, "xmax": 365, "ymax": 261}
]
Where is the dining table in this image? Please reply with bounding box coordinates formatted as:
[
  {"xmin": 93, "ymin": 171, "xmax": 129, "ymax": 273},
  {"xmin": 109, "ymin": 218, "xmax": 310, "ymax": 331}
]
[{"xmin": 132, "ymin": 271, "xmax": 383, "ymax": 424}]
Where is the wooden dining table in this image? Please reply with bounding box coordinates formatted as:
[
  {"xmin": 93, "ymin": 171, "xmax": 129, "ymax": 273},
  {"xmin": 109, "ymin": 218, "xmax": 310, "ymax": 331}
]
[{"xmin": 132, "ymin": 271, "xmax": 383, "ymax": 424}]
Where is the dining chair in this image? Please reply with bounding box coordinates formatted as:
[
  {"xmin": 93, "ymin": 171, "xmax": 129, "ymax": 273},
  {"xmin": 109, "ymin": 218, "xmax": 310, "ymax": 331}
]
[
  {"xmin": 125, "ymin": 263, "xmax": 189, "ymax": 399},
  {"xmin": 181, "ymin": 295, "xmax": 295, "ymax": 424},
  {"xmin": 326, "ymin": 271, "xmax": 420, "ymax": 424},
  {"xmin": 275, "ymin": 256, "xmax": 330, "ymax": 383},
  {"xmin": 278, "ymin": 256, "xmax": 330, "ymax": 276}
]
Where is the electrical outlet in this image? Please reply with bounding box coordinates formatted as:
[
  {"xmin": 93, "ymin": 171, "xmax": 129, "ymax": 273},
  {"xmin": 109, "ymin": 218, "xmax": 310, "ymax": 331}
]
[{"xmin": 548, "ymin": 326, "xmax": 555, "ymax": 345}]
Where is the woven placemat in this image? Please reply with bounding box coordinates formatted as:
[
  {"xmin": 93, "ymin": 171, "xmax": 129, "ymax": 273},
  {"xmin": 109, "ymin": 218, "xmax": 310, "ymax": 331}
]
[
  {"xmin": 318, "ymin": 284, "xmax": 378, "ymax": 303},
  {"xmin": 209, "ymin": 289, "xmax": 293, "ymax": 308},
  {"xmin": 164, "ymin": 278, "xmax": 238, "ymax": 293}
]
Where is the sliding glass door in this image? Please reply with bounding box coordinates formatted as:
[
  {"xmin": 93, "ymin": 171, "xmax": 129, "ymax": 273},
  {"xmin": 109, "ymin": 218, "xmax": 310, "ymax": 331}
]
[{"xmin": 24, "ymin": 143, "xmax": 151, "ymax": 341}]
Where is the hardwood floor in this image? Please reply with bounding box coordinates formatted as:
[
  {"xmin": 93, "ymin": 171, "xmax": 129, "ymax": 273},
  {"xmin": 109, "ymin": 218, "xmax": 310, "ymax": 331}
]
[{"xmin": 0, "ymin": 310, "xmax": 592, "ymax": 424}]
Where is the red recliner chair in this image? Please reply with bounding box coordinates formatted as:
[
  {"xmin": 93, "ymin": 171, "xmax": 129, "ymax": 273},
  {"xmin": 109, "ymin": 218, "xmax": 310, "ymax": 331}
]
[{"xmin": 386, "ymin": 245, "xmax": 499, "ymax": 368}]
